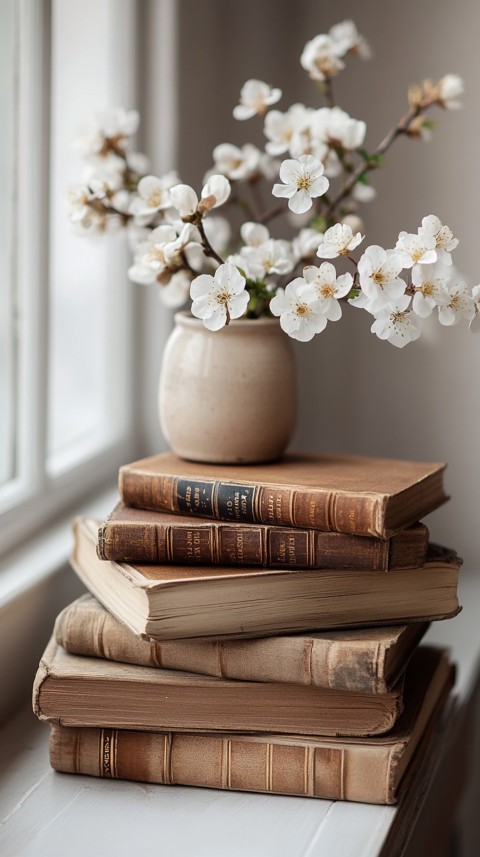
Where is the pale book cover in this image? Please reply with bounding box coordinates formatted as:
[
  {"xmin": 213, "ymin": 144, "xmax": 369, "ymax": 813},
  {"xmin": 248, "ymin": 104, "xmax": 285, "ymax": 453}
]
[
  {"xmin": 55, "ymin": 594, "xmax": 428, "ymax": 693},
  {"xmin": 119, "ymin": 450, "xmax": 448, "ymax": 538},
  {"xmin": 47, "ymin": 647, "xmax": 454, "ymax": 805},
  {"xmin": 33, "ymin": 636, "xmax": 406, "ymax": 737},
  {"xmin": 70, "ymin": 517, "xmax": 461, "ymax": 640}
]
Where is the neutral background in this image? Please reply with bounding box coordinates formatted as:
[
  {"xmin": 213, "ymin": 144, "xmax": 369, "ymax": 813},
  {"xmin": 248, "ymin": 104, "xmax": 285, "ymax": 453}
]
[{"xmin": 136, "ymin": 0, "xmax": 479, "ymax": 563}]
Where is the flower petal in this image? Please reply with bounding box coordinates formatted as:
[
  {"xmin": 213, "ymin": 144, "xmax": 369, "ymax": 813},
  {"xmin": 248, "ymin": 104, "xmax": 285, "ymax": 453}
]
[
  {"xmin": 288, "ymin": 189, "xmax": 313, "ymax": 214},
  {"xmin": 190, "ymin": 274, "xmax": 215, "ymax": 299}
]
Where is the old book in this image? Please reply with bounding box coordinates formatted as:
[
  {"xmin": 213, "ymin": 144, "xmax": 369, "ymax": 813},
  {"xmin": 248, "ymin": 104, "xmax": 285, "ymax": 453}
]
[
  {"xmin": 47, "ymin": 647, "xmax": 454, "ymax": 805},
  {"xmin": 98, "ymin": 502, "xmax": 429, "ymax": 569},
  {"xmin": 71, "ymin": 517, "xmax": 461, "ymax": 641},
  {"xmin": 55, "ymin": 595, "xmax": 428, "ymax": 693},
  {"xmin": 33, "ymin": 637, "xmax": 405, "ymax": 737},
  {"xmin": 118, "ymin": 451, "xmax": 448, "ymax": 538}
]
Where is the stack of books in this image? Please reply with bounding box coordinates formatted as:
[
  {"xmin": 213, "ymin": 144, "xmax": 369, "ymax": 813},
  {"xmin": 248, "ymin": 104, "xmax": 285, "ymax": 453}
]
[{"xmin": 33, "ymin": 451, "xmax": 461, "ymax": 805}]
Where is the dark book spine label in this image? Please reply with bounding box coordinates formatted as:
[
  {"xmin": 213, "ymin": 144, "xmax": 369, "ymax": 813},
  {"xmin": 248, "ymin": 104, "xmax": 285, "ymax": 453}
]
[{"xmin": 175, "ymin": 479, "xmax": 257, "ymax": 522}]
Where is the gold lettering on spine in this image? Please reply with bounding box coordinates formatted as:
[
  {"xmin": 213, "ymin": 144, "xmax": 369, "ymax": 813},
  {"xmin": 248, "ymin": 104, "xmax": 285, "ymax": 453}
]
[{"xmin": 101, "ymin": 729, "xmax": 114, "ymax": 778}]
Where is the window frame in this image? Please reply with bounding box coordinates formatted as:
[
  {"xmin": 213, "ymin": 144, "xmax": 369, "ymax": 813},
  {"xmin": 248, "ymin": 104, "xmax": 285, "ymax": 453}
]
[{"xmin": 0, "ymin": 0, "xmax": 142, "ymax": 557}]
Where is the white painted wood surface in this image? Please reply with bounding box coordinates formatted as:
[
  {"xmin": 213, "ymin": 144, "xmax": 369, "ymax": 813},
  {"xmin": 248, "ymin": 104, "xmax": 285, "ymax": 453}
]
[{"xmin": 1, "ymin": 570, "xmax": 479, "ymax": 857}]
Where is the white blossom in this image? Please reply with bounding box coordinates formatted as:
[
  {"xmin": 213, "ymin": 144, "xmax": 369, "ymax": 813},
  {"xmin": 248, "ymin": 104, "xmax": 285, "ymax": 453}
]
[
  {"xmin": 371, "ymin": 295, "xmax": 421, "ymax": 348},
  {"xmin": 395, "ymin": 231, "xmax": 437, "ymax": 268},
  {"xmin": 300, "ymin": 35, "xmax": 345, "ymax": 81},
  {"xmin": 270, "ymin": 279, "xmax": 327, "ymax": 341},
  {"xmin": 411, "ymin": 262, "xmax": 451, "ymax": 317},
  {"xmin": 170, "ymin": 175, "xmax": 231, "ymax": 219},
  {"xmin": 272, "ymin": 154, "xmax": 329, "ymax": 214},
  {"xmin": 418, "ymin": 215, "xmax": 458, "ymax": 265},
  {"xmin": 241, "ymin": 239, "xmax": 294, "ymax": 278},
  {"xmin": 316, "ymin": 223, "xmax": 364, "ymax": 259},
  {"xmin": 74, "ymin": 108, "xmax": 139, "ymax": 160},
  {"xmin": 233, "ymin": 79, "xmax": 282, "ymax": 120},
  {"xmin": 357, "ymin": 246, "xmax": 406, "ymax": 312},
  {"xmin": 240, "ymin": 222, "xmax": 270, "ymax": 247},
  {"xmin": 159, "ymin": 270, "xmax": 192, "ymax": 308},
  {"xmin": 329, "ymin": 20, "xmax": 371, "ymax": 60},
  {"xmin": 190, "ymin": 263, "xmax": 249, "ymax": 330},
  {"xmin": 264, "ymin": 104, "xmax": 312, "ymax": 157},
  {"xmin": 169, "ymin": 184, "xmax": 199, "ymax": 218},
  {"xmin": 126, "ymin": 150, "xmax": 150, "ymax": 175},
  {"xmin": 303, "ymin": 263, "xmax": 353, "ymax": 320},
  {"xmin": 130, "ymin": 174, "xmax": 177, "ymax": 218},
  {"xmin": 292, "ymin": 228, "xmax": 323, "ymax": 261},
  {"xmin": 470, "ymin": 285, "xmax": 480, "ymax": 332},
  {"xmin": 311, "ymin": 106, "xmax": 366, "ymax": 151},
  {"xmin": 352, "ymin": 182, "xmax": 376, "ymax": 203},
  {"xmin": 96, "ymin": 107, "xmax": 139, "ymax": 140},
  {"xmin": 436, "ymin": 75, "xmax": 464, "ymax": 110},
  {"xmin": 128, "ymin": 223, "xmax": 197, "ymax": 285},
  {"xmin": 225, "ymin": 252, "xmax": 255, "ymax": 280},
  {"xmin": 199, "ymin": 174, "xmax": 231, "ymax": 212},
  {"xmin": 437, "ymin": 283, "xmax": 475, "ymax": 326},
  {"xmin": 212, "ymin": 143, "xmax": 261, "ymax": 180},
  {"xmin": 82, "ymin": 152, "xmax": 125, "ymax": 190}
]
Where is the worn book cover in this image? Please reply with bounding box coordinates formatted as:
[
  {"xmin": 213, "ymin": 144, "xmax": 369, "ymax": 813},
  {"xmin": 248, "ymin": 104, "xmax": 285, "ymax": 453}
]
[
  {"xmin": 55, "ymin": 595, "xmax": 428, "ymax": 693},
  {"xmin": 33, "ymin": 635, "xmax": 407, "ymax": 737},
  {"xmin": 71, "ymin": 517, "xmax": 461, "ymax": 641},
  {"xmin": 47, "ymin": 647, "xmax": 454, "ymax": 805},
  {"xmin": 98, "ymin": 502, "xmax": 429, "ymax": 569},
  {"xmin": 119, "ymin": 451, "xmax": 448, "ymax": 538}
]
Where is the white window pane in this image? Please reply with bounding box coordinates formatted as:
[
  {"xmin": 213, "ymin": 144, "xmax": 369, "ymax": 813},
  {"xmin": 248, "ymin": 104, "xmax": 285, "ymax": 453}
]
[
  {"xmin": 0, "ymin": 0, "xmax": 17, "ymax": 486},
  {"xmin": 47, "ymin": 0, "xmax": 129, "ymax": 474}
]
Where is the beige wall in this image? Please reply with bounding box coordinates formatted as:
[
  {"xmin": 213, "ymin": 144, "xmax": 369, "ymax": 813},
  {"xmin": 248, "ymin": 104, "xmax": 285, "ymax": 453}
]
[{"xmin": 144, "ymin": 0, "xmax": 479, "ymax": 562}]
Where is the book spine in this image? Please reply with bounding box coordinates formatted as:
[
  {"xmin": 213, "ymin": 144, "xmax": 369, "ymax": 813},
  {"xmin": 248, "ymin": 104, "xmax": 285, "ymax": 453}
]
[
  {"xmin": 49, "ymin": 724, "xmax": 396, "ymax": 804},
  {"xmin": 54, "ymin": 602, "xmax": 390, "ymax": 692},
  {"xmin": 97, "ymin": 520, "xmax": 422, "ymax": 570},
  {"xmin": 119, "ymin": 469, "xmax": 388, "ymax": 537}
]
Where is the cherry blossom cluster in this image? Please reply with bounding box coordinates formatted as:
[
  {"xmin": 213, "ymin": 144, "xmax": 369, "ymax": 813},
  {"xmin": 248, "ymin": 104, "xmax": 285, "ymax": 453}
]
[{"xmin": 68, "ymin": 21, "xmax": 479, "ymax": 345}]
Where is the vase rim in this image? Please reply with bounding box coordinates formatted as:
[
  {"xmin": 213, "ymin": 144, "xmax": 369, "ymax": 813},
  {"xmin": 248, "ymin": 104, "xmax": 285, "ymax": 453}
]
[{"xmin": 173, "ymin": 311, "xmax": 281, "ymax": 331}]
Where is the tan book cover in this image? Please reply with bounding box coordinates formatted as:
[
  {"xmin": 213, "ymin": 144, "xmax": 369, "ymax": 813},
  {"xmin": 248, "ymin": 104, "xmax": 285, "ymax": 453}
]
[
  {"xmin": 33, "ymin": 636, "xmax": 405, "ymax": 737},
  {"xmin": 119, "ymin": 450, "xmax": 448, "ymax": 538},
  {"xmin": 55, "ymin": 594, "xmax": 428, "ymax": 694},
  {"xmin": 47, "ymin": 647, "xmax": 454, "ymax": 805},
  {"xmin": 70, "ymin": 517, "xmax": 461, "ymax": 641},
  {"xmin": 98, "ymin": 502, "xmax": 429, "ymax": 570}
]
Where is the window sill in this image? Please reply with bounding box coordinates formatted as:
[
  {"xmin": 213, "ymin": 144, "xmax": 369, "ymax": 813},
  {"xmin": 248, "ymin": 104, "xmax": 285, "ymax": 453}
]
[{"xmin": 0, "ymin": 483, "xmax": 119, "ymax": 724}]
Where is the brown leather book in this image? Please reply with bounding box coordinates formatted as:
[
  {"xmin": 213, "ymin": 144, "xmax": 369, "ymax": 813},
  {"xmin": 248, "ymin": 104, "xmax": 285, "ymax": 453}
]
[
  {"xmin": 55, "ymin": 595, "xmax": 428, "ymax": 694},
  {"xmin": 98, "ymin": 502, "xmax": 429, "ymax": 569},
  {"xmin": 47, "ymin": 647, "xmax": 454, "ymax": 805},
  {"xmin": 118, "ymin": 451, "xmax": 448, "ymax": 538},
  {"xmin": 33, "ymin": 636, "xmax": 405, "ymax": 737},
  {"xmin": 71, "ymin": 517, "xmax": 461, "ymax": 641}
]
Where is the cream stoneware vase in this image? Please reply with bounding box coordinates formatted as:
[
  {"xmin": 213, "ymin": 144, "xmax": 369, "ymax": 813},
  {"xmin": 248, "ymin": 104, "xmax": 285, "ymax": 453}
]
[{"xmin": 159, "ymin": 312, "xmax": 297, "ymax": 464}]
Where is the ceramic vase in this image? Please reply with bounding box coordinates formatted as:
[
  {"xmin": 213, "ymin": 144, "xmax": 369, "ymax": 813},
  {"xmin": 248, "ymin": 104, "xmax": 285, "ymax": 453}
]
[{"xmin": 159, "ymin": 312, "xmax": 297, "ymax": 464}]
